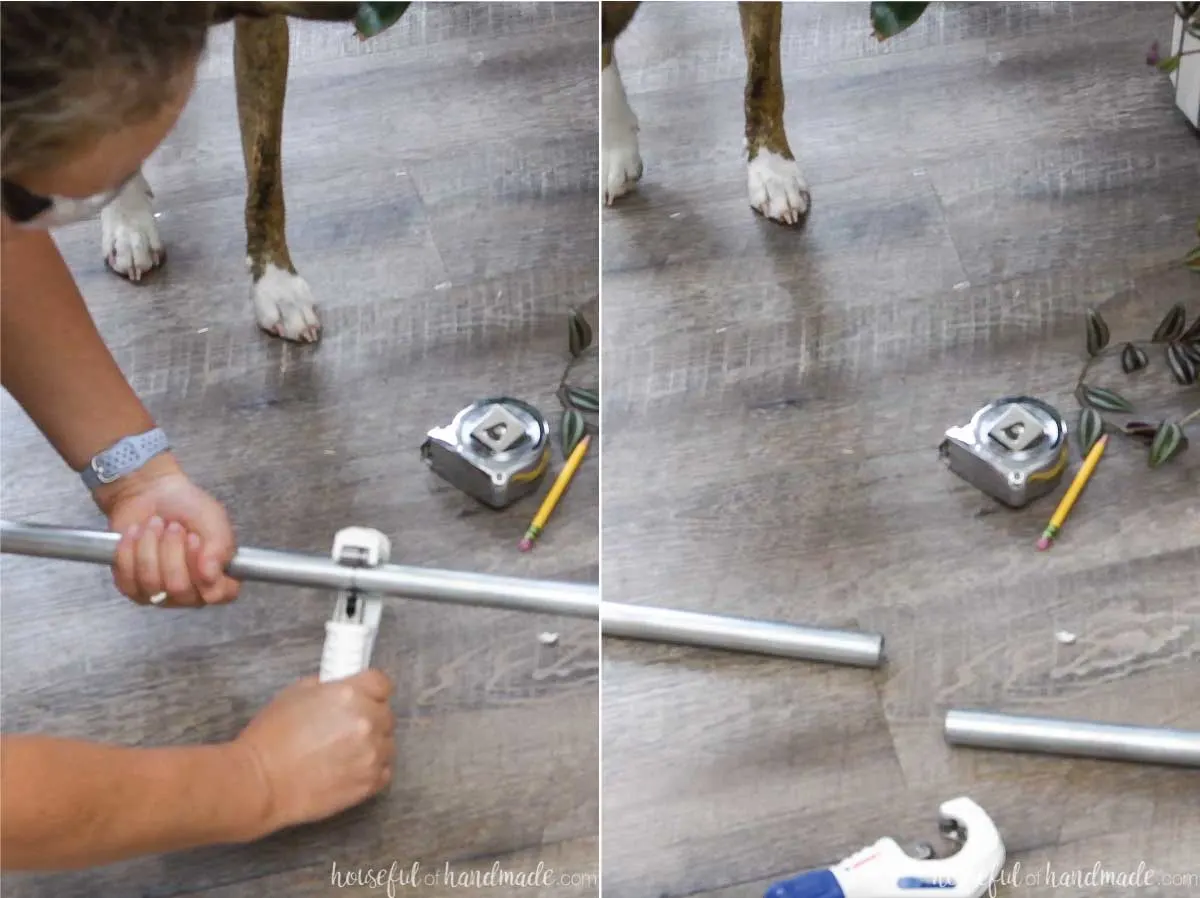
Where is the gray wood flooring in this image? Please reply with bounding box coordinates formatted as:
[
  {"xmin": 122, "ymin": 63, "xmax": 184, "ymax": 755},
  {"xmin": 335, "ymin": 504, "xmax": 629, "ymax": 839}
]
[
  {"xmin": 1, "ymin": 4, "xmax": 598, "ymax": 896},
  {"xmin": 600, "ymin": 3, "xmax": 1199, "ymax": 897}
]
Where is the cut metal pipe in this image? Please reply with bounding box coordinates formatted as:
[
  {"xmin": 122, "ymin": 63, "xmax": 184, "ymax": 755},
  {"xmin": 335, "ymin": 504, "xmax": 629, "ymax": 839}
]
[
  {"xmin": 602, "ymin": 602, "xmax": 883, "ymax": 667},
  {"xmin": 0, "ymin": 520, "xmax": 884, "ymax": 667},
  {"xmin": 945, "ymin": 709, "xmax": 1200, "ymax": 769}
]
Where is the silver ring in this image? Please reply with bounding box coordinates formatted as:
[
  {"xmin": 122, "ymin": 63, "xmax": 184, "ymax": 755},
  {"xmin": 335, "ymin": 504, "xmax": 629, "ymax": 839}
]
[{"xmin": 149, "ymin": 591, "xmax": 169, "ymax": 605}]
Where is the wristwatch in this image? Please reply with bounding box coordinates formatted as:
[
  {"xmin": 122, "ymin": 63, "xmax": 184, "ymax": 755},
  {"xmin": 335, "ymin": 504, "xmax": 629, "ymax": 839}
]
[{"xmin": 79, "ymin": 428, "xmax": 171, "ymax": 491}]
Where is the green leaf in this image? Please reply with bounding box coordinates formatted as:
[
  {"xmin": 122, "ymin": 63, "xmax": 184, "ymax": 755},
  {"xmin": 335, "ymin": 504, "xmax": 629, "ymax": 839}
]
[
  {"xmin": 1185, "ymin": 245, "xmax": 1200, "ymax": 272},
  {"xmin": 869, "ymin": 2, "xmax": 930, "ymax": 40},
  {"xmin": 1166, "ymin": 342, "xmax": 1198, "ymax": 385},
  {"xmin": 568, "ymin": 308, "xmax": 593, "ymax": 358},
  {"xmin": 1079, "ymin": 384, "xmax": 1134, "ymax": 413},
  {"xmin": 1156, "ymin": 54, "xmax": 1182, "ymax": 73},
  {"xmin": 1149, "ymin": 420, "xmax": 1188, "ymax": 468},
  {"xmin": 355, "ymin": 2, "xmax": 410, "ymax": 39},
  {"xmin": 1120, "ymin": 342, "xmax": 1148, "ymax": 374},
  {"xmin": 562, "ymin": 386, "xmax": 599, "ymax": 413},
  {"xmin": 1085, "ymin": 308, "xmax": 1110, "ymax": 356},
  {"xmin": 1077, "ymin": 407, "xmax": 1105, "ymax": 456},
  {"xmin": 1152, "ymin": 304, "xmax": 1187, "ymax": 342},
  {"xmin": 560, "ymin": 408, "xmax": 586, "ymax": 456},
  {"xmin": 1182, "ymin": 341, "xmax": 1200, "ymax": 365}
]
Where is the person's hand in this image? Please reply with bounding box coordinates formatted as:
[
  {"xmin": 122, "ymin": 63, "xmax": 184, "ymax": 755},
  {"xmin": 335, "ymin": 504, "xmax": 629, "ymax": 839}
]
[
  {"xmin": 233, "ymin": 670, "xmax": 396, "ymax": 835},
  {"xmin": 94, "ymin": 453, "xmax": 240, "ymax": 607}
]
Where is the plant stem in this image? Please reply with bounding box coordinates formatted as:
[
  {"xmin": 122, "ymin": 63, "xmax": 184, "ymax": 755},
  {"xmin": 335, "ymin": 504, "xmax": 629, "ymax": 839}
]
[{"xmin": 1181, "ymin": 408, "xmax": 1200, "ymax": 428}]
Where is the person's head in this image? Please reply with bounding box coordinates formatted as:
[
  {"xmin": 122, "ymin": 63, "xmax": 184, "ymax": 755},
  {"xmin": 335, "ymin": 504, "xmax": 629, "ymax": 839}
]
[{"xmin": 1, "ymin": 2, "xmax": 213, "ymax": 231}]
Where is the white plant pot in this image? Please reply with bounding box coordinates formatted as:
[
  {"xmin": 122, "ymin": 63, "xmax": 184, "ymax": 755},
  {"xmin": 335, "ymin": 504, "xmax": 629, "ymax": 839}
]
[{"xmin": 1171, "ymin": 12, "xmax": 1200, "ymax": 128}]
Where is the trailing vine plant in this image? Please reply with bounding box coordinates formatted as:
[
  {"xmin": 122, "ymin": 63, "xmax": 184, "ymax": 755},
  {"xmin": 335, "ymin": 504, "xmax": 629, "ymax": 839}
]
[
  {"xmin": 1077, "ymin": 224, "xmax": 1200, "ymax": 468},
  {"xmin": 558, "ymin": 309, "xmax": 598, "ymax": 456}
]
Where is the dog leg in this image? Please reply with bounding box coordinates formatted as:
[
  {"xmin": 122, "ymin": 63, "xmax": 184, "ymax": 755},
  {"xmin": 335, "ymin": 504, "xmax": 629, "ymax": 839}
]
[
  {"xmin": 739, "ymin": 1, "xmax": 809, "ymax": 225},
  {"xmin": 601, "ymin": 2, "xmax": 643, "ymax": 205},
  {"xmin": 234, "ymin": 14, "xmax": 320, "ymax": 343},
  {"xmin": 100, "ymin": 170, "xmax": 165, "ymax": 281}
]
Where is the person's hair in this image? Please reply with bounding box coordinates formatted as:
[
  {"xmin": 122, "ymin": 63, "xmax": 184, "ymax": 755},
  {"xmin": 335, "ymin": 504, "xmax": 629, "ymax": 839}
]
[{"xmin": 1, "ymin": 2, "xmax": 214, "ymax": 178}]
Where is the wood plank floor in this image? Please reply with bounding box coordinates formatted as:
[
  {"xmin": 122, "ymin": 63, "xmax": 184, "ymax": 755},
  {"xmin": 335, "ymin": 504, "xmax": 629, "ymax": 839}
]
[
  {"xmin": 600, "ymin": 3, "xmax": 1199, "ymax": 897},
  {"xmin": 0, "ymin": 4, "xmax": 598, "ymax": 897}
]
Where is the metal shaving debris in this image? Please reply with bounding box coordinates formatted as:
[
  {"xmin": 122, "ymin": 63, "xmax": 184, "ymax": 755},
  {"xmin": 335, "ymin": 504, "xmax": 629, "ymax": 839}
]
[
  {"xmin": 1055, "ymin": 630, "xmax": 1077, "ymax": 645},
  {"xmin": 537, "ymin": 632, "xmax": 559, "ymax": 646}
]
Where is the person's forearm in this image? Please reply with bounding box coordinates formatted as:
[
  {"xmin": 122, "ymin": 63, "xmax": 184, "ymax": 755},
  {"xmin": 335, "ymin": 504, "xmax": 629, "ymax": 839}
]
[
  {"xmin": 0, "ymin": 735, "xmax": 271, "ymax": 870},
  {"xmin": 0, "ymin": 228, "xmax": 160, "ymax": 471}
]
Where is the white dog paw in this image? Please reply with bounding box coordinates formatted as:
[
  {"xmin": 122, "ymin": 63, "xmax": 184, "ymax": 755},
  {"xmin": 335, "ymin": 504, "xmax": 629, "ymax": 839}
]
[
  {"xmin": 747, "ymin": 150, "xmax": 810, "ymax": 226},
  {"xmin": 252, "ymin": 265, "xmax": 322, "ymax": 343},
  {"xmin": 101, "ymin": 172, "xmax": 164, "ymax": 281},
  {"xmin": 601, "ymin": 62, "xmax": 643, "ymax": 205}
]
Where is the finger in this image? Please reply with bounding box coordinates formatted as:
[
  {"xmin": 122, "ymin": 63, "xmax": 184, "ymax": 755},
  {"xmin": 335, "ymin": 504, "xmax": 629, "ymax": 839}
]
[
  {"xmin": 113, "ymin": 524, "xmax": 143, "ymax": 602},
  {"xmin": 195, "ymin": 515, "xmax": 235, "ymax": 588},
  {"xmin": 161, "ymin": 522, "xmax": 198, "ymax": 605},
  {"xmin": 135, "ymin": 517, "xmax": 166, "ymax": 599},
  {"xmin": 377, "ymin": 765, "xmax": 393, "ymax": 788},
  {"xmin": 188, "ymin": 533, "xmax": 234, "ymax": 605},
  {"xmin": 348, "ymin": 669, "xmax": 393, "ymax": 701},
  {"xmin": 363, "ymin": 700, "xmax": 394, "ymax": 736}
]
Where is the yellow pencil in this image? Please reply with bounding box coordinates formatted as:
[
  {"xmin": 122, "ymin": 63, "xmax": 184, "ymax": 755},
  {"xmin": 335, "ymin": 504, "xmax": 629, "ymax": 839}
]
[
  {"xmin": 1037, "ymin": 433, "xmax": 1108, "ymax": 550},
  {"xmin": 519, "ymin": 434, "xmax": 591, "ymax": 551}
]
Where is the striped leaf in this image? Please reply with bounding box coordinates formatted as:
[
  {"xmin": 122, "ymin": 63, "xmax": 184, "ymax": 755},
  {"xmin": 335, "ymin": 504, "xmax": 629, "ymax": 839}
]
[
  {"xmin": 1148, "ymin": 420, "xmax": 1188, "ymax": 468},
  {"xmin": 1078, "ymin": 385, "xmax": 1133, "ymax": 413},
  {"xmin": 1120, "ymin": 342, "xmax": 1148, "ymax": 373},
  {"xmin": 1077, "ymin": 407, "xmax": 1105, "ymax": 456},
  {"xmin": 1185, "ymin": 245, "xmax": 1200, "ymax": 272},
  {"xmin": 568, "ymin": 308, "xmax": 593, "ymax": 358},
  {"xmin": 1166, "ymin": 342, "xmax": 1198, "ymax": 385},
  {"xmin": 1151, "ymin": 303, "xmax": 1187, "ymax": 342},
  {"xmin": 563, "ymin": 386, "xmax": 599, "ymax": 413},
  {"xmin": 1085, "ymin": 308, "xmax": 1110, "ymax": 357},
  {"xmin": 1182, "ymin": 313, "xmax": 1200, "ymax": 343},
  {"xmin": 560, "ymin": 409, "xmax": 586, "ymax": 456}
]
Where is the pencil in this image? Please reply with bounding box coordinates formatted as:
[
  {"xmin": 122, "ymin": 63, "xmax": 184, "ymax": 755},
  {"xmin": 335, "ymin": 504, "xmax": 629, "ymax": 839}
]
[
  {"xmin": 1037, "ymin": 433, "xmax": 1108, "ymax": 551},
  {"xmin": 519, "ymin": 434, "xmax": 591, "ymax": 552}
]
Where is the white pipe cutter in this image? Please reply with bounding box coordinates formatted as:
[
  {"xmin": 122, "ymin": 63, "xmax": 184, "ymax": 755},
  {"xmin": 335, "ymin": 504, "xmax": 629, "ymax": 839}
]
[
  {"xmin": 764, "ymin": 797, "xmax": 1005, "ymax": 898},
  {"xmin": 318, "ymin": 527, "xmax": 391, "ymax": 682}
]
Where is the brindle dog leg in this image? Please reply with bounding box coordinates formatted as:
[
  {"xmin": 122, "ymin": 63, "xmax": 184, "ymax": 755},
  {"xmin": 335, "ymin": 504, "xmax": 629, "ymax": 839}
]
[
  {"xmin": 601, "ymin": 2, "xmax": 643, "ymax": 205},
  {"xmin": 234, "ymin": 14, "xmax": 321, "ymax": 342},
  {"xmin": 739, "ymin": 2, "xmax": 809, "ymax": 225},
  {"xmin": 100, "ymin": 169, "xmax": 164, "ymax": 281}
]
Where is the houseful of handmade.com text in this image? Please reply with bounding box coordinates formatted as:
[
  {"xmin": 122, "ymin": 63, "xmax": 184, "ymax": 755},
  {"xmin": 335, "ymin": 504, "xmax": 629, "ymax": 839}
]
[{"xmin": 331, "ymin": 860, "xmax": 597, "ymax": 893}]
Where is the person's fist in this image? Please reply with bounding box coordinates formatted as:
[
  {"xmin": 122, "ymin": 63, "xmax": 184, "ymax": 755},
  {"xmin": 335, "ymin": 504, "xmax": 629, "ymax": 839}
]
[
  {"xmin": 234, "ymin": 671, "xmax": 396, "ymax": 834},
  {"xmin": 96, "ymin": 453, "xmax": 240, "ymax": 607}
]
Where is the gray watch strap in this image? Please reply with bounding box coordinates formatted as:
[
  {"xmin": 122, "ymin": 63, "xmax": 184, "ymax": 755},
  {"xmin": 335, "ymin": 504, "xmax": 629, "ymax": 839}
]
[{"xmin": 80, "ymin": 428, "xmax": 171, "ymax": 490}]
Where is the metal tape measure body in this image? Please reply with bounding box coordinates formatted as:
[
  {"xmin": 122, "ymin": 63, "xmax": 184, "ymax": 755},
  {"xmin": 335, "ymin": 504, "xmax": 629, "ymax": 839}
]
[
  {"xmin": 421, "ymin": 398, "xmax": 550, "ymax": 509},
  {"xmin": 939, "ymin": 396, "xmax": 1068, "ymax": 508}
]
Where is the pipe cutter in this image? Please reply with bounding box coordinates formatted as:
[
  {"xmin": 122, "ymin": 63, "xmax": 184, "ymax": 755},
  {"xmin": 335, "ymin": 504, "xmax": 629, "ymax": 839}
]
[
  {"xmin": 318, "ymin": 527, "xmax": 391, "ymax": 682},
  {"xmin": 765, "ymin": 797, "xmax": 1005, "ymax": 898}
]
